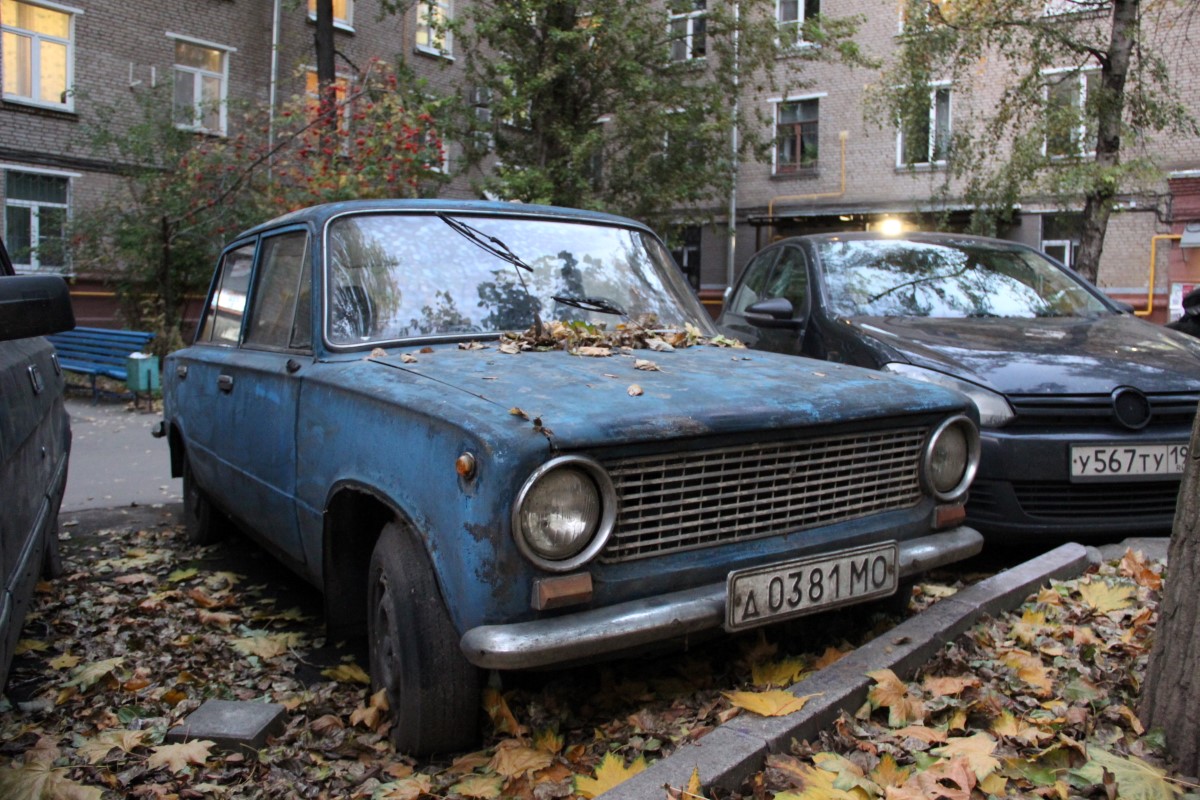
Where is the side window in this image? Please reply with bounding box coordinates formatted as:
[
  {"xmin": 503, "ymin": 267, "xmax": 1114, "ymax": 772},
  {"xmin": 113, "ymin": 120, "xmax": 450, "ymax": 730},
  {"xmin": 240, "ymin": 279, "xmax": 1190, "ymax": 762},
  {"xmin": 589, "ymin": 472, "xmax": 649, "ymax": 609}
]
[
  {"xmin": 198, "ymin": 243, "xmax": 255, "ymax": 345},
  {"xmin": 764, "ymin": 246, "xmax": 808, "ymax": 312},
  {"xmin": 727, "ymin": 250, "xmax": 780, "ymax": 316},
  {"xmin": 244, "ymin": 231, "xmax": 312, "ymax": 350}
]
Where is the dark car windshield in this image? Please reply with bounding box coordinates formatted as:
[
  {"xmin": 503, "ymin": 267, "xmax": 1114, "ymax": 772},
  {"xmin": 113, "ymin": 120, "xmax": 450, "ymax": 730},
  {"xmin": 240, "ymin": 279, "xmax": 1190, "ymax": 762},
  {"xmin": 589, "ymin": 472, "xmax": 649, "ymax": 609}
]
[
  {"xmin": 816, "ymin": 238, "xmax": 1112, "ymax": 319},
  {"xmin": 325, "ymin": 213, "xmax": 710, "ymax": 345}
]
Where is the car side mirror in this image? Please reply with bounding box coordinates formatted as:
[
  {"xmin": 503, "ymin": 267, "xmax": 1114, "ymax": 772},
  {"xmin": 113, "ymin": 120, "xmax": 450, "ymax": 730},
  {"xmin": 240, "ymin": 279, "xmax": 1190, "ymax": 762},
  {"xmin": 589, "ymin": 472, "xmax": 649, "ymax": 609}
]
[
  {"xmin": 1182, "ymin": 287, "xmax": 1200, "ymax": 317},
  {"xmin": 745, "ymin": 297, "xmax": 802, "ymax": 329},
  {"xmin": 0, "ymin": 275, "xmax": 76, "ymax": 341}
]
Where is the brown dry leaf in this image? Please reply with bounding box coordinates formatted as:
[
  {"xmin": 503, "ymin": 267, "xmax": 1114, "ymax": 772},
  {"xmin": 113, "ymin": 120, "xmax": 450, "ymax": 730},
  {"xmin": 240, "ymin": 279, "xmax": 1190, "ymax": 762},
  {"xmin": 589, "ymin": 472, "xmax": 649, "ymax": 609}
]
[
  {"xmin": 574, "ymin": 752, "xmax": 647, "ymax": 798},
  {"xmin": 197, "ymin": 610, "xmax": 240, "ymax": 628},
  {"xmin": 892, "ymin": 725, "xmax": 947, "ymax": 744},
  {"xmin": 311, "ymin": 714, "xmax": 345, "ymax": 734},
  {"xmin": 499, "ymin": 342, "xmax": 522, "ymax": 355},
  {"xmin": 509, "ymin": 407, "xmax": 529, "ymax": 420},
  {"xmin": 483, "ymin": 688, "xmax": 527, "ymax": 737},
  {"xmin": 48, "ymin": 653, "xmax": 80, "ymax": 670},
  {"xmin": 574, "ymin": 346, "xmax": 612, "ymax": 357},
  {"xmin": 999, "ymin": 649, "xmax": 1054, "ymax": 696},
  {"xmin": 448, "ymin": 751, "xmax": 493, "ymax": 775},
  {"xmin": 77, "ymin": 729, "xmax": 149, "ymax": 764},
  {"xmin": 229, "ymin": 632, "xmax": 303, "ymax": 659},
  {"xmin": 768, "ymin": 758, "xmax": 860, "ymax": 800},
  {"xmin": 534, "ymin": 728, "xmax": 564, "ymax": 755},
  {"xmin": 634, "ymin": 359, "xmax": 660, "ymax": 371},
  {"xmin": 147, "ymin": 740, "xmax": 215, "ymax": 774},
  {"xmin": 1119, "ymin": 549, "xmax": 1163, "ymax": 590},
  {"xmin": 378, "ymin": 774, "xmax": 433, "ymax": 799},
  {"xmin": 921, "ymin": 675, "xmax": 979, "ymax": 697},
  {"xmin": 65, "ymin": 657, "xmax": 124, "ymax": 691},
  {"xmin": 15, "ymin": 639, "xmax": 48, "ymax": 655},
  {"xmin": 113, "ymin": 572, "xmax": 156, "ymax": 585},
  {"xmin": 813, "ymin": 646, "xmax": 848, "ymax": 669},
  {"xmin": 627, "ymin": 384, "xmax": 643, "ymax": 396},
  {"xmin": 458, "ymin": 341, "xmax": 487, "ymax": 351},
  {"xmin": 321, "ymin": 662, "xmax": 371, "ymax": 684},
  {"xmin": 932, "ymin": 733, "xmax": 1000, "ymax": 780},
  {"xmin": 895, "ymin": 756, "xmax": 976, "ymax": 800},
  {"xmin": 866, "ymin": 669, "xmax": 926, "ymax": 727},
  {"xmin": 401, "ymin": 353, "xmax": 418, "ymax": 363},
  {"xmin": 723, "ymin": 690, "xmax": 820, "ymax": 717},
  {"xmin": 350, "ymin": 688, "xmax": 390, "ymax": 730},
  {"xmin": 751, "ymin": 658, "xmax": 808, "ymax": 688},
  {"xmin": 991, "ymin": 710, "xmax": 1048, "ymax": 745},
  {"xmin": 369, "ymin": 347, "xmax": 388, "ymax": 358},
  {"xmin": 449, "ymin": 774, "xmax": 504, "ymax": 799},
  {"xmin": 489, "ymin": 741, "xmax": 553, "ymax": 778},
  {"xmin": 870, "ymin": 753, "xmax": 912, "ymax": 789}
]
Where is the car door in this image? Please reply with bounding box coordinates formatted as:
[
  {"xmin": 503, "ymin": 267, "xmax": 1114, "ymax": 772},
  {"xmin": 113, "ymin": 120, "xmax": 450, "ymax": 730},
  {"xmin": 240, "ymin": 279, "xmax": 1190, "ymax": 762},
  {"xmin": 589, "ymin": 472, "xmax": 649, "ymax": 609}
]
[
  {"xmin": 179, "ymin": 230, "xmax": 312, "ymax": 567},
  {"xmin": 719, "ymin": 245, "xmax": 812, "ymax": 355}
]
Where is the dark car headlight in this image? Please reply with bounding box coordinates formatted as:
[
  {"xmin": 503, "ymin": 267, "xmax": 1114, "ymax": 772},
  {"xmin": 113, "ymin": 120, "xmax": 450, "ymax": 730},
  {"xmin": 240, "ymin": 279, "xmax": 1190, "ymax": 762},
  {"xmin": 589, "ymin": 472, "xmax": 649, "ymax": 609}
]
[
  {"xmin": 512, "ymin": 456, "xmax": 617, "ymax": 571},
  {"xmin": 883, "ymin": 363, "xmax": 1015, "ymax": 428},
  {"xmin": 922, "ymin": 415, "xmax": 980, "ymax": 502}
]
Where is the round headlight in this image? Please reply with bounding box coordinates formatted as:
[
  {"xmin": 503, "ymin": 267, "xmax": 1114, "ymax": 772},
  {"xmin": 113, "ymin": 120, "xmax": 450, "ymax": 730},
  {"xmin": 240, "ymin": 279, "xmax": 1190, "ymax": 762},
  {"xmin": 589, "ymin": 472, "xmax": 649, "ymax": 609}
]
[
  {"xmin": 923, "ymin": 416, "xmax": 979, "ymax": 501},
  {"xmin": 513, "ymin": 456, "xmax": 617, "ymax": 571}
]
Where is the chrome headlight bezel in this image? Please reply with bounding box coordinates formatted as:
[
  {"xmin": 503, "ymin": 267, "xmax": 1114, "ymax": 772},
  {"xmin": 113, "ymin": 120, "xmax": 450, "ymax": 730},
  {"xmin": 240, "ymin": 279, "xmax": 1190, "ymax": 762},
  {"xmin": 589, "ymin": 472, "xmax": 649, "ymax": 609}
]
[
  {"xmin": 511, "ymin": 455, "xmax": 617, "ymax": 572},
  {"xmin": 921, "ymin": 414, "xmax": 980, "ymax": 502}
]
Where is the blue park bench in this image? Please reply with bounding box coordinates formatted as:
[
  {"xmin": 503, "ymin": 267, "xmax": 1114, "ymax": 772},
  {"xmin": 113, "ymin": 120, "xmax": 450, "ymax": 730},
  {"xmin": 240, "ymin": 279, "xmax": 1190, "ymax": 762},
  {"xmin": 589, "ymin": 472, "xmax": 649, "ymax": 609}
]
[{"xmin": 45, "ymin": 326, "xmax": 156, "ymax": 402}]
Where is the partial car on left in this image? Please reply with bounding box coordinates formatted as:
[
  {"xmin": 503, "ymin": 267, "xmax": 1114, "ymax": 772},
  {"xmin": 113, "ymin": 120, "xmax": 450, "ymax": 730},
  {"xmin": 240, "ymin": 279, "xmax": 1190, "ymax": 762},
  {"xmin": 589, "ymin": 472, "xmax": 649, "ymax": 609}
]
[{"xmin": 0, "ymin": 237, "xmax": 75, "ymax": 691}]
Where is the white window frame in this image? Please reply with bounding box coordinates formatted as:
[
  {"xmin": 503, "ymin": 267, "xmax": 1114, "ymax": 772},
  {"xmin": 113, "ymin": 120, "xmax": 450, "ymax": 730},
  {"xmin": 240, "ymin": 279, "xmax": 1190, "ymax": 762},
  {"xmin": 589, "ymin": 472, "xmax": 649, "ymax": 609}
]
[
  {"xmin": 770, "ymin": 92, "xmax": 825, "ymax": 174},
  {"xmin": 1, "ymin": 0, "xmax": 80, "ymax": 111},
  {"xmin": 1043, "ymin": 67, "xmax": 1098, "ymax": 158},
  {"xmin": 1042, "ymin": 239, "xmax": 1074, "ymax": 268},
  {"xmin": 307, "ymin": 0, "xmax": 355, "ymax": 32},
  {"xmin": 896, "ymin": 82, "xmax": 952, "ymax": 167},
  {"xmin": 168, "ymin": 33, "xmax": 234, "ymax": 136},
  {"xmin": 668, "ymin": 0, "xmax": 707, "ymax": 62},
  {"xmin": 2, "ymin": 164, "xmax": 76, "ymax": 274},
  {"xmin": 777, "ymin": 0, "xmax": 818, "ymax": 47},
  {"xmin": 415, "ymin": 0, "xmax": 453, "ymax": 58}
]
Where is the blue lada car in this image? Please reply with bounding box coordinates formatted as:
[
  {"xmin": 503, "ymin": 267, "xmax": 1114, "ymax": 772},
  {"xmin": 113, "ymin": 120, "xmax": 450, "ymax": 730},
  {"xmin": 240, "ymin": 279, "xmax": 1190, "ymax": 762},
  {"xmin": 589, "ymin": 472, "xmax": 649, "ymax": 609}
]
[{"xmin": 161, "ymin": 200, "xmax": 982, "ymax": 754}]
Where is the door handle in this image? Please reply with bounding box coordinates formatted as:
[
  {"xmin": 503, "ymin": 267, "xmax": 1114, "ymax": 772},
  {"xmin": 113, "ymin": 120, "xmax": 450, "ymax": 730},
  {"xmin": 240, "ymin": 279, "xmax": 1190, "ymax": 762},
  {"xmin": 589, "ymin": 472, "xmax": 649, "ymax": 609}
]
[{"xmin": 217, "ymin": 374, "xmax": 234, "ymax": 393}]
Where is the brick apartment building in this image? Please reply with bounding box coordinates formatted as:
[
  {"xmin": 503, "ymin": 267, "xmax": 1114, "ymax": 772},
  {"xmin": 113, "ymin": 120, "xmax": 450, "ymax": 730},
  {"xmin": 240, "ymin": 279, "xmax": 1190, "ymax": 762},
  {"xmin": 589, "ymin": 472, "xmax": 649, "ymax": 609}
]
[{"xmin": 3, "ymin": 0, "xmax": 1200, "ymax": 326}]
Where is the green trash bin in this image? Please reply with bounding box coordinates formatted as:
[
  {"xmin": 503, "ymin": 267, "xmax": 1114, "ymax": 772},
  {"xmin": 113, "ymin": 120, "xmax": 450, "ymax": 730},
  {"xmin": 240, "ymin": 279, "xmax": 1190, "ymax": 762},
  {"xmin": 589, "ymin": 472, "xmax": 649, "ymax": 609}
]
[{"xmin": 126, "ymin": 353, "xmax": 160, "ymax": 393}]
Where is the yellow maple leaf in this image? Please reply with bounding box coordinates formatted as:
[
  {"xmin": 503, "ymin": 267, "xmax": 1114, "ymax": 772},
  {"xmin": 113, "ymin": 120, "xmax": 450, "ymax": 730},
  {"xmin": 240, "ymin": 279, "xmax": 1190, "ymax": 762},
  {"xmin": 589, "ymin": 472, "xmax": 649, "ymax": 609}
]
[
  {"xmin": 65, "ymin": 657, "xmax": 124, "ymax": 691},
  {"xmin": 991, "ymin": 710, "xmax": 1048, "ymax": 745},
  {"xmin": 813, "ymin": 646, "xmax": 848, "ymax": 669},
  {"xmin": 449, "ymin": 774, "xmax": 504, "ymax": 799},
  {"xmin": 321, "ymin": 662, "xmax": 371, "ymax": 684},
  {"xmin": 770, "ymin": 760, "xmax": 863, "ymax": 800},
  {"xmin": 1000, "ymin": 649, "xmax": 1054, "ymax": 696},
  {"xmin": 1076, "ymin": 579, "xmax": 1135, "ymax": 615},
  {"xmin": 921, "ymin": 675, "xmax": 979, "ymax": 696},
  {"xmin": 482, "ymin": 688, "xmax": 526, "ymax": 737},
  {"xmin": 891, "ymin": 724, "xmax": 947, "ymax": 744},
  {"xmin": 230, "ymin": 632, "xmax": 303, "ymax": 659},
  {"xmin": 574, "ymin": 752, "xmax": 646, "ymax": 798},
  {"xmin": 1074, "ymin": 747, "xmax": 1181, "ymax": 800},
  {"xmin": 866, "ymin": 669, "xmax": 925, "ymax": 727},
  {"xmin": 197, "ymin": 610, "xmax": 241, "ymax": 629},
  {"xmin": 77, "ymin": 729, "xmax": 149, "ymax": 764},
  {"xmin": 724, "ymin": 690, "xmax": 821, "ymax": 717},
  {"xmin": 870, "ymin": 753, "xmax": 911, "ymax": 788},
  {"xmin": 980, "ymin": 773, "xmax": 1008, "ymax": 795},
  {"xmin": 752, "ymin": 657, "xmax": 808, "ymax": 688},
  {"xmin": 933, "ymin": 732, "xmax": 1000, "ymax": 780},
  {"xmin": 147, "ymin": 740, "xmax": 215, "ymax": 773},
  {"xmin": 378, "ymin": 774, "xmax": 433, "ymax": 800},
  {"xmin": 489, "ymin": 741, "xmax": 553, "ymax": 778},
  {"xmin": 533, "ymin": 728, "xmax": 563, "ymax": 755},
  {"xmin": 15, "ymin": 639, "xmax": 48, "ymax": 656},
  {"xmin": 350, "ymin": 689, "xmax": 389, "ymax": 730},
  {"xmin": 48, "ymin": 653, "xmax": 79, "ymax": 670}
]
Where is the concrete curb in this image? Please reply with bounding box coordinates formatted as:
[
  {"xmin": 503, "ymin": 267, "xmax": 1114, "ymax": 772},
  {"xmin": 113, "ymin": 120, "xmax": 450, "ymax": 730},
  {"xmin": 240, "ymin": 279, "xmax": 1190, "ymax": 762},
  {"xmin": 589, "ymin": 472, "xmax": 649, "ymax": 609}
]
[{"xmin": 601, "ymin": 542, "xmax": 1094, "ymax": 798}]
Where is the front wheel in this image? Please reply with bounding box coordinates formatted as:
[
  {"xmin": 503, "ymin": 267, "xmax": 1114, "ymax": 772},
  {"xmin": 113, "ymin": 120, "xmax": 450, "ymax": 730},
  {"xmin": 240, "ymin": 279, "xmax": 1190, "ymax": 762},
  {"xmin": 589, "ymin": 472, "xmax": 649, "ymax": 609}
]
[
  {"xmin": 368, "ymin": 522, "xmax": 482, "ymax": 755},
  {"xmin": 182, "ymin": 456, "xmax": 230, "ymax": 545}
]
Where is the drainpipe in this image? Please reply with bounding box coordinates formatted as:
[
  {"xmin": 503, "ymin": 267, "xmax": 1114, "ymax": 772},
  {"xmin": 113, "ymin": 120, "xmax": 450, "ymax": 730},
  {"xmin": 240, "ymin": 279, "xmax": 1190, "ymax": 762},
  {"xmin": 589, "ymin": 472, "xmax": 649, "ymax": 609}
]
[
  {"xmin": 1137, "ymin": 234, "xmax": 1179, "ymax": 317},
  {"xmin": 767, "ymin": 130, "xmax": 848, "ymax": 242},
  {"xmin": 268, "ymin": 0, "xmax": 282, "ymax": 160},
  {"xmin": 726, "ymin": 0, "xmax": 741, "ymax": 290}
]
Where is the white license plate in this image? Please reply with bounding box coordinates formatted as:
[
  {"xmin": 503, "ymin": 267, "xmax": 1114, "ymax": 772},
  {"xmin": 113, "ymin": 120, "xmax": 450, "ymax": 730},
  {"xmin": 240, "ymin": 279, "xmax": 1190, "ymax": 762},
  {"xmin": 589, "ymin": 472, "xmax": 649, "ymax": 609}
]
[
  {"xmin": 725, "ymin": 543, "xmax": 898, "ymax": 632},
  {"xmin": 1070, "ymin": 442, "xmax": 1189, "ymax": 482}
]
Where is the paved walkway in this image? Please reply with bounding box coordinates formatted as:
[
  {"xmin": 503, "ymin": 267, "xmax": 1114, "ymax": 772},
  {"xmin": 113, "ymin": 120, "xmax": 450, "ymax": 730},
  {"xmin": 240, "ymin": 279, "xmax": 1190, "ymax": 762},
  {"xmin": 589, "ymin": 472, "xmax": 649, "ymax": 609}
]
[{"xmin": 62, "ymin": 397, "xmax": 181, "ymax": 513}]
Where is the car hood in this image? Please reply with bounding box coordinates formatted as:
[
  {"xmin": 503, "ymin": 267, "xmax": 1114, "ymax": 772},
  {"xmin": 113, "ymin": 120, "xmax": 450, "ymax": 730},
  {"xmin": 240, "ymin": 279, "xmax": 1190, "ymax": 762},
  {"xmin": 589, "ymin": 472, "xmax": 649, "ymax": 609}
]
[
  {"xmin": 365, "ymin": 343, "xmax": 966, "ymax": 450},
  {"xmin": 850, "ymin": 314, "xmax": 1200, "ymax": 395}
]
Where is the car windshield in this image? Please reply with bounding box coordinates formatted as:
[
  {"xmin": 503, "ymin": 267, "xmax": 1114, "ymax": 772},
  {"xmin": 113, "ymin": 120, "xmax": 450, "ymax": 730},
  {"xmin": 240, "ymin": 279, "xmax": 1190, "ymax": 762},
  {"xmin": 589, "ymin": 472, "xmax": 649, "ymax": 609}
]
[
  {"xmin": 324, "ymin": 213, "xmax": 710, "ymax": 345},
  {"xmin": 815, "ymin": 238, "xmax": 1112, "ymax": 319}
]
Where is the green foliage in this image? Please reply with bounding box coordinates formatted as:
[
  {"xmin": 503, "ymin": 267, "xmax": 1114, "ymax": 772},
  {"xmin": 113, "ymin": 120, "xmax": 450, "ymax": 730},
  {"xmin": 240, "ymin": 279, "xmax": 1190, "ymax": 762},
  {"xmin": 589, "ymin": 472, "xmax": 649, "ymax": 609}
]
[
  {"xmin": 451, "ymin": 0, "xmax": 871, "ymax": 229},
  {"xmin": 876, "ymin": 0, "xmax": 1197, "ymax": 280}
]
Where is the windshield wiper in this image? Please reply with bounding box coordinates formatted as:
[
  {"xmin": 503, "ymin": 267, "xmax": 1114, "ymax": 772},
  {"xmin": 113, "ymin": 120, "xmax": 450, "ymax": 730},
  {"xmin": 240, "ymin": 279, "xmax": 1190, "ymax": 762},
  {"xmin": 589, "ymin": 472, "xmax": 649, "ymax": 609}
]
[
  {"xmin": 437, "ymin": 213, "xmax": 543, "ymax": 337},
  {"xmin": 552, "ymin": 295, "xmax": 628, "ymax": 316}
]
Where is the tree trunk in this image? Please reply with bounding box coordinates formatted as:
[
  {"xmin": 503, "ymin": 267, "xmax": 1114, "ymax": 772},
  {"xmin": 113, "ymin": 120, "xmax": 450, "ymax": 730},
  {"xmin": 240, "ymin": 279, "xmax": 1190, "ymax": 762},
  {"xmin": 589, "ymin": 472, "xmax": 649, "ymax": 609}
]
[
  {"xmin": 1140, "ymin": 411, "xmax": 1200, "ymax": 778},
  {"xmin": 314, "ymin": 0, "xmax": 339, "ymax": 153},
  {"xmin": 1073, "ymin": 0, "xmax": 1137, "ymax": 284}
]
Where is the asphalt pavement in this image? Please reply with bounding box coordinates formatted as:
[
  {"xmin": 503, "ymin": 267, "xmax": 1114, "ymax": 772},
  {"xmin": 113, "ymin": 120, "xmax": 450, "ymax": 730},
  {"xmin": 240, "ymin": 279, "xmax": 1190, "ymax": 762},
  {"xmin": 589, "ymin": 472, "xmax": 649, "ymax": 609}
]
[{"xmin": 61, "ymin": 396, "xmax": 181, "ymax": 514}]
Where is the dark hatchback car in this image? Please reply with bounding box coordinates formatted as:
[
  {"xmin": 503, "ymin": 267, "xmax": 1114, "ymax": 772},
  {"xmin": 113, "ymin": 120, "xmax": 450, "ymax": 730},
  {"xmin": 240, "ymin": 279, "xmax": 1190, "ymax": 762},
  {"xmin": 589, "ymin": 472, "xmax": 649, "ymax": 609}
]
[
  {"xmin": 718, "ymin": 231, "xmax": 1200, "ymax": 540},
  {"xmin": 0, "ymin": 238, "xmax": 74, "ymax": 690},
  {"xmin": 162, "ymin": 200, "xmax": 983, "ymax": 754}
]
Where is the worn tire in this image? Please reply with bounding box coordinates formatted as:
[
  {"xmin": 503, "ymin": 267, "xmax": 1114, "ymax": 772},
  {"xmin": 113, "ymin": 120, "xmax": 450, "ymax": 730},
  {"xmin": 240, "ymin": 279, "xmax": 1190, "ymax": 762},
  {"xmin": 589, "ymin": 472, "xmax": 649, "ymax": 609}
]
[
  {"xmin": 368, "ymin": 522, "xmax": 482, "ymax": 755},
  {"xmin": 182, "ymin": 457, "xmax": 229, "ymax": 545},
  {"xmin": 42, "ymin": 521, "xmax": 63, "ymax": 579}
]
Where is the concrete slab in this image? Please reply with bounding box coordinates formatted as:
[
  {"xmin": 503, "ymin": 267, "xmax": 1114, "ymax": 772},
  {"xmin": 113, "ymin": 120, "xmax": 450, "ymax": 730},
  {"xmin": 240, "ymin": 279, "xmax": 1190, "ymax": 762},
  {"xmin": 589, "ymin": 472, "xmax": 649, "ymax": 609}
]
[
  {"xmin": 164, "ymin": 699, "xmax": 287, "ymax": 754},
  {"xmin": 601, "ymin": 542, "xmax": 1094, "ymax": 798}
]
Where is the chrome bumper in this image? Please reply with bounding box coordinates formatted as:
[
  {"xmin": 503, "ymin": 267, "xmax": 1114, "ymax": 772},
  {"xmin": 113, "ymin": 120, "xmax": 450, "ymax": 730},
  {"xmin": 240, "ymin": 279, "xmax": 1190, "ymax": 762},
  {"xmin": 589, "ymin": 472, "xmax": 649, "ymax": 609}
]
[{"xmin": 460, "ymin": 526, "xmax": 983, "ymax": 670}]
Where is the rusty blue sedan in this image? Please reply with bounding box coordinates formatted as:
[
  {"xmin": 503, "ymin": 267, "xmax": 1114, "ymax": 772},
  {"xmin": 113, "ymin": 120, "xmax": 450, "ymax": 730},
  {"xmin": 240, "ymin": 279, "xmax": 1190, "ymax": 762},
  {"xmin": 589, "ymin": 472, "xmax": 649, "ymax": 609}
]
[{"xmin": 162, "ymin": 200, "xmax": 982, "ymax": 754}]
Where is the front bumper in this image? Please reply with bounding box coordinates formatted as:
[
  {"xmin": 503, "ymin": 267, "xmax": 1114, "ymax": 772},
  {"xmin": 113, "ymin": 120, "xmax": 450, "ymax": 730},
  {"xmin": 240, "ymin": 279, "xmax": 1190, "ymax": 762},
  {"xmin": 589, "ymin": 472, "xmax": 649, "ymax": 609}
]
[{"xmin": 459, "ymin": 525, "xmax": 982, "ymax": 670}]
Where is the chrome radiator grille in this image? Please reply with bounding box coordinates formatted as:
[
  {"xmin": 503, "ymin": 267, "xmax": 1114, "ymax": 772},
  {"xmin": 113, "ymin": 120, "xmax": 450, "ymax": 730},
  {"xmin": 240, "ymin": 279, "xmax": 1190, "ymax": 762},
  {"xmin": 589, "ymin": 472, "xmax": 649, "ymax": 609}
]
[{"xmin": 599, "ymin": 428, "xmax": 928, "ymax": 563}]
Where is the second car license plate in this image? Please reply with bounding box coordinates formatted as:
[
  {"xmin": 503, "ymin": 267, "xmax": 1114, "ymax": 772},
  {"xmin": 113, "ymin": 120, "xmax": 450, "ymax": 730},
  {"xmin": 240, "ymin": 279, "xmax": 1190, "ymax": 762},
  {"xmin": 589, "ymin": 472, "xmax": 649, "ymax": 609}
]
[
  {"xmin": 1070, "ymin": 442, "xmax": 1188, "ymax": 482},
  {"xmin": 725, "ymin": 543, "xmax": 898, "ymax": 632}
]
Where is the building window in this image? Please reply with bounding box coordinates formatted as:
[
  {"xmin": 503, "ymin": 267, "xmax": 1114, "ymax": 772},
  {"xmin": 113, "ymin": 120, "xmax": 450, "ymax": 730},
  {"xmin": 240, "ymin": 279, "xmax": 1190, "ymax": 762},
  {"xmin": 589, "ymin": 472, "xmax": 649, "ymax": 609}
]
[
  {"xmin": 172, "ymin": 37, "xmax": 230, "ymax": 135},
  {"xmin": 307, "ymin": 0, "xmax": 353, "ymax": 29},
  {"xmin": 1, "ymin": 0, "xmax": 75, "ymax": 110},
  {"xmin": 4, "ymin": 169, "xmax": 69, "ymax": 273},
  {"xmin": 415, "ymin": 0, "xmax": 452, "ymax": 56},
  {"xmin": 775, "ymin": 98, "xmax": 819, "ymax": 173},
  {"xmin": 669, "ymin": 0, "xmax": 706, "ymax": 62},
  {"xmin": 778, "ymin": 0, "xmax": 819, "ymax": 46},
  {"xmin": 305, "ymin": 70, "xmax": 352, "ymax": 134},
  {"xmin": 898, "ymin": 85, "xmax": 952, "ymax": 166},
  {"xmin": 1045, "ymin": 69, "xmax": 1098, "ymax": 157}
]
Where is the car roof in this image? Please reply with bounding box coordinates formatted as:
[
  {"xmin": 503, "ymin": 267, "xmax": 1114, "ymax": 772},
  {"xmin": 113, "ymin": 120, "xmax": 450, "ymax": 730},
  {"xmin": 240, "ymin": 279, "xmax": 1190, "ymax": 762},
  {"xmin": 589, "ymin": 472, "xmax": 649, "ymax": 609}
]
[
  {"xmin": 237, "ymin": 199, "xmax": 650, "ymax": 240},
  {"xmin": 780, "ymin": 231, "xmax": 1034, "ymax": 249}
]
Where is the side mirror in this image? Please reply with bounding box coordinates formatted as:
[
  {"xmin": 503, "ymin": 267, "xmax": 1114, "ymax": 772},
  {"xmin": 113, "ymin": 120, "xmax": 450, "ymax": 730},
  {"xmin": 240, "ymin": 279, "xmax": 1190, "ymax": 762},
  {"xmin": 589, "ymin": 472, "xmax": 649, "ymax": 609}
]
[
  {"xmin": 0, "ymin": 275, "xmax": 76, "ymax": 341},
  {"xmin": 745, "ymin": 297, "xmax": 802, "ymax": 329},
  {"xmin": 1182, "ymin": 287, "xmax": 1200, "ymax": 317}
]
